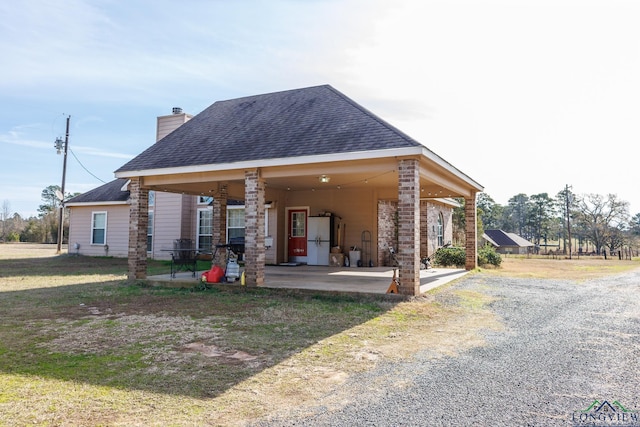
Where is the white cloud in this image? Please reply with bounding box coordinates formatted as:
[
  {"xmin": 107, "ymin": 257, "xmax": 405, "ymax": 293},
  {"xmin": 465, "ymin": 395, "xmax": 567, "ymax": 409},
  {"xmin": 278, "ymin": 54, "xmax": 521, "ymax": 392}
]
[
  {"xmin": 71, "ymin": 145, "xmax": 134, "ymax": 160},
  {"xmin": 1, "ymin": 128, "xmax": 133, "ymax": 160}
]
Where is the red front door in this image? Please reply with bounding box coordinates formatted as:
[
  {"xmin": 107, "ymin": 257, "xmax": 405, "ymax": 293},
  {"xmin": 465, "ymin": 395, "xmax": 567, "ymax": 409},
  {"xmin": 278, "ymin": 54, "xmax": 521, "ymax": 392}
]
[{"xmin": 288, "ymin": 209, "xmax": 307, "ymax": 259}]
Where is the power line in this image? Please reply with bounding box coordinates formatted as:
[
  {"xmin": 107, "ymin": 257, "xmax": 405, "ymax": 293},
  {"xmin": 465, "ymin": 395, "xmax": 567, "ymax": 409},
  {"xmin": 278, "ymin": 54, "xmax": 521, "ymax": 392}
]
[{"xmin": 69, "ymin": 147, "xmax": 107, "ymax": 184}]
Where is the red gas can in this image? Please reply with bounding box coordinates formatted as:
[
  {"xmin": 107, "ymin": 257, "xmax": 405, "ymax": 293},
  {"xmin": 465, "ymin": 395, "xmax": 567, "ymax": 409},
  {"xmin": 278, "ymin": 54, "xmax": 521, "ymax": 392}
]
[{"xmin": 201, "ymin": 265, "xmax": 224, "ymax": 283}]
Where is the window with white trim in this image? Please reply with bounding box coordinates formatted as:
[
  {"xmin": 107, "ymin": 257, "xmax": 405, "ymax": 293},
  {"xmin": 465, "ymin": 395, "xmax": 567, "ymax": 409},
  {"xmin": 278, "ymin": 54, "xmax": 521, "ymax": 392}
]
[
  {"xmin": 91, "ymin": 212, "xmax": 107, "ymax": 245},
  {"xmin": 437, "ymin": 212, "xmax": 444, "ymax": 247},
  {"xmin": 197, "ymin": 208, "xmax": 213, "ymax": 252},
  {"xmin": 227, "ymin": 207, "xmax": 245, "ymax": 240},
  {"xmin": 226, "ymin": 206, "xmax": 270, "ymax": 240},
  {"xmin": 148, "ymin": 190, "xmax": 155, "ymax": 207}
]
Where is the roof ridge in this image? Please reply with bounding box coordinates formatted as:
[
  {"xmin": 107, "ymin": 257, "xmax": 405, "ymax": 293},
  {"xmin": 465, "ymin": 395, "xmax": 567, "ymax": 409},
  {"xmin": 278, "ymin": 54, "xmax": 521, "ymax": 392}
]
[{"xmin": 213, "ymin": 84, "xmax": 333, "ymax": 105}]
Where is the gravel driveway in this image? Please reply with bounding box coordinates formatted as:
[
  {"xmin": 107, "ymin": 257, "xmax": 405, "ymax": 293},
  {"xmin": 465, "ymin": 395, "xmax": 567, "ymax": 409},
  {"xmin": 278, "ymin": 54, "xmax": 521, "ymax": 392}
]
[{"xmin": 253, "ymin": 270, "xmax": 640, "ymax": 426}]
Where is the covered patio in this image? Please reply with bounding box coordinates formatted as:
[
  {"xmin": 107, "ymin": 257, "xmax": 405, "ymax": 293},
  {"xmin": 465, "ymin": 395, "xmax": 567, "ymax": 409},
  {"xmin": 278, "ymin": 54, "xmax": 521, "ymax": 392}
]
[
  {"xmin": 115, "ymin": 85, "xmax": 483, "ymax": 296},
  {"xmin": 147, "ymin": 265, "xmax": 469, "ymax": 295}
]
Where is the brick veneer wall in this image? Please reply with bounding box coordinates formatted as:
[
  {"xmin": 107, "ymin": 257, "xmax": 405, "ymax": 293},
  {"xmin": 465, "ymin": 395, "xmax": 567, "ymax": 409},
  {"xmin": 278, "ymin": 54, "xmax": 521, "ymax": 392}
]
[
  {"xmin": 423, "ymin": 201, "xmax": 454, "ymax": 257},
  {"xmin": 382, "ymin": 199, "xmax": 454, "ymax": 267},
  {"xmin": 420, "ymin": 200, "xmax": 428, "ymax": 258},
  {"xmin": 377, "ymin": 200, "xmax": 398, "ymax": 267}
]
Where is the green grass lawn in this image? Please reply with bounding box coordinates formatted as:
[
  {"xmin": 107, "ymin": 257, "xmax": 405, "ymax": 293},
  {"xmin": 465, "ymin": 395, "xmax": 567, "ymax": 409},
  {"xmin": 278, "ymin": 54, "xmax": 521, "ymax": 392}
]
[
  {"xmin": 4, "ymin": 244, "xmax": 635, "ymax": 425},
  {"xmin": 0, "ymin": 245, "xmax": 407, "ymax": 425}
]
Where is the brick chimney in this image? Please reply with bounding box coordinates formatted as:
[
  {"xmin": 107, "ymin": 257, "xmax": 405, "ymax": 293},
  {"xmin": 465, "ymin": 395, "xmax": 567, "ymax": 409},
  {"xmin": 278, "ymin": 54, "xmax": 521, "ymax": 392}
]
[{"xmin": 156, "ymin": 107, "xmax": 193, "ymax": 142}]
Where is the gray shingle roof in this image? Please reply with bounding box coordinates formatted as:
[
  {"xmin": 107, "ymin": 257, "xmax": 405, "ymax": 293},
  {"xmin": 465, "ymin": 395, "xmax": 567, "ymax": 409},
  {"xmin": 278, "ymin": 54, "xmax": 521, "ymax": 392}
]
[
  {"xmin": 483, "ymin": 229, "xmax": 534, "ymax": 247},
  {"xmin": 66, "ymin": 178, "xmax": 130, "ymax": 204},
  {"xmin": 506, "ymin": 232, "xmax": 534, "ymax": 247},
  {"xmin": 116, "ymin": 85, "xmax": 423, "ymax": 173},
  {"xmin": 484, "ymin": 230, "xmax": 515, "ymax": 246}
]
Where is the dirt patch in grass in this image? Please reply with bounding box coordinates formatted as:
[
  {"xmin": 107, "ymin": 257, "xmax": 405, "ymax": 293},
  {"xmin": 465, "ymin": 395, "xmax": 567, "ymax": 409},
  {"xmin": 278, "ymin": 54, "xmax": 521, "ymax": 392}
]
[{"xmin": 36, "ymin": 312, "xmax": 264, "ymax": 369}]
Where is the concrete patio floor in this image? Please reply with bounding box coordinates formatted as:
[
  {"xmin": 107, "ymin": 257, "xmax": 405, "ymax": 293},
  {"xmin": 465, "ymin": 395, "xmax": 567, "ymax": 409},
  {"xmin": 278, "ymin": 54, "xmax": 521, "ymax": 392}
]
[{"xmin": 146, "ymin": 264, "xmax": 469, "ymax": 295}]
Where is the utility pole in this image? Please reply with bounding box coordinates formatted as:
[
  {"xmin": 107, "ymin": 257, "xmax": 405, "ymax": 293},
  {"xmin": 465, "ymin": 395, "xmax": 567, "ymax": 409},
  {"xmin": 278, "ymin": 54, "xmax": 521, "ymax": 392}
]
[
  {"xmin": 565, "ymin": 184, "xmax": 572, "ymax": 260},
  {"xmin": 55, "ymin": 116, "xmax": 70, "ymax": 254}
]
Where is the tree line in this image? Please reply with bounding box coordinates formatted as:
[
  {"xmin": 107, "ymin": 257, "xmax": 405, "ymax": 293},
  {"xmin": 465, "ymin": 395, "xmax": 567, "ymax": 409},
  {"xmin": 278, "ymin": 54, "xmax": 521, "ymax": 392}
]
[
  {"xmin": 461, "ymin": 188, "xmax": 640, "ymax": 256},
  {"xmin": 3, "ymin": 184, "xmax": 640, "ymax": 257},
  {"xmin": 1, "ymin": 185, "xmax": 79, "ymax": 244}
]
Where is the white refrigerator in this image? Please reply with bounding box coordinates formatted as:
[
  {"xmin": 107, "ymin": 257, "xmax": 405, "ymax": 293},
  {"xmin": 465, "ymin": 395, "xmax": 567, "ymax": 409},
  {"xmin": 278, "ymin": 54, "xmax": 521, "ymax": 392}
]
[{"xmin": 307, "ymin": 216, "xmax": 331, "ymax": 265}]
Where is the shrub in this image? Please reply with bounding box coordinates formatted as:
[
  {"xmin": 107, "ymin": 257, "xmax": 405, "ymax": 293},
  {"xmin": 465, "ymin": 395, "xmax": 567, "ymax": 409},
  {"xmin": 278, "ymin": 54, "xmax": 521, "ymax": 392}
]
[
  {"xmin": 4, "ymin": 232, "xmax": 20, "ymax": 242},
  {"xmin": 478, "ymin": 244, "xmax": 502, "ymax": 267},
  {"xmin": 433, "ymin": 245, "xmax": 502, "ymax": 268},
  {"xmin": 434, "ymin": 246, "xmax": 466, "ymax": 267}
]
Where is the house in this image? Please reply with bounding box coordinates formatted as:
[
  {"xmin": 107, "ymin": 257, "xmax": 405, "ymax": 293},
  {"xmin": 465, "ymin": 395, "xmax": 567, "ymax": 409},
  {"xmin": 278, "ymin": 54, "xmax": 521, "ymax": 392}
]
[
  {"xmin": 67, "ymin": 109, "xmax": 255, "ymax": 260},
  {"xmin": 482, "ymin": 229, "xmax": 534, "ymax": 255},
  {"xmin": 85, "ymin": 84, "xmax": 481, "ymax": 296},
  {"xmin": 66, "ymin": 178, "xmax": 131, "ymax": 257}
]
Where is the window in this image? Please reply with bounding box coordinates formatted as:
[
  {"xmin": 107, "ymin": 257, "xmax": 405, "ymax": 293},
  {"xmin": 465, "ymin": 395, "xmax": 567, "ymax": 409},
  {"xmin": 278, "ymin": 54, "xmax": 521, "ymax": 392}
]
[
  {"xmin": 197, "ymin": 208, "xmax": 212, "ymax": 252},
  {"xmin": 148, "ymin": 190, "xmax": 155, "ymax": 207},
  {"xmin": 227, "ymin": 207, "xmax": 245, "ymax": 240},
  {"xmin": 147, "ymin": 211, "xmax": 154, "ymax": 252},
  {"xmin": 195, "ymin": 205, "xmax": 269, "ymax": 252},
  {"xmin": 91, "ymin": 212, "xmax": 107, "ymax": 245},
  {"xmin": 291, "ymin": 211, "xmax": 305, "ymax": 238},
  {"xmin": 437, "ymin": 213, "xmax": 444, "ymax": 247}
]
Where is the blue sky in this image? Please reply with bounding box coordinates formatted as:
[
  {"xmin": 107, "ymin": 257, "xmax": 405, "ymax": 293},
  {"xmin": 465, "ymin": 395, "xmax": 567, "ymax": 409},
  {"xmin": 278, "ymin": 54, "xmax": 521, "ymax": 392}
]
[{"xmin": 2, "ymin": 0, "xmax": 640, "ymax": 218}]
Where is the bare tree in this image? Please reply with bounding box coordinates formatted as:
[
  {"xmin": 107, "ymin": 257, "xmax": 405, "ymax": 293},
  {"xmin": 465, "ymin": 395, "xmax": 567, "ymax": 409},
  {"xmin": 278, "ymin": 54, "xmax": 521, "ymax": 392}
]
[
  {"xmin": 573, "ymin": 193, "xmax": 629, "ymax": 255},
  {"xmin": 630, "ymin": 213, "xmax": 640, "ymax": 236}
]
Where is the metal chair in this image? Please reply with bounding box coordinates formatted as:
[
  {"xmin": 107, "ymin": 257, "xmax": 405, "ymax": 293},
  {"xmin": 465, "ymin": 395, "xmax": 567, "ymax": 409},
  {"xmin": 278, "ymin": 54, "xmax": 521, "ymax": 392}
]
[{"xmin": 171, "ymin": 239, "xmax": 197, "ymax": 278}]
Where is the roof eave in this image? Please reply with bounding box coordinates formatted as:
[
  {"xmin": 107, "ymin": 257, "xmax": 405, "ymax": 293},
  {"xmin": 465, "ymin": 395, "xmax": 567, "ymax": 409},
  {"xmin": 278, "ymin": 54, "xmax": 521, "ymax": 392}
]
[
  {"xmin": 66, "ymin": 201, "xmax": 129, "ymax": 207},
  {"xmin": 115, "ymin": 147, "xmax": 425, "ymax": 179},
  {"xmin": 419, "ymin": 146, "xmax": 484, "ymax": 192},
  {"xmin": 115, "ymin": 146, "xmax": 484, "ymax": 194},
  {"xmin": 482, "ymin": 234, "xmax": 499, "ymax": 246},
  {"xmin": 423, "ymin": 197, "xmax": 462, "ymax": 207}
]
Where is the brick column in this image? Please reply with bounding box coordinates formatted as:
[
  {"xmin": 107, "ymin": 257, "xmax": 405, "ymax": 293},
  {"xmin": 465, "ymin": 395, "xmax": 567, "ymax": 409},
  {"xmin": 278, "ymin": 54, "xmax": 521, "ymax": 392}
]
[
  {"xmin": 127, "ymin": 177, "xmax": 148, "ymax": 280},
  {"xmin": 212, "ymin": 183, "xmax": 228, "ymax": 246},
  {"xmin": 397, "ymin": 158, "xmax": 420, "ymax": 295},
  {"xmin": 465, "ymin": 193, "xmax": 478, "ymax": 270},
  {"xmin": 244, "ymin": 169, "xmax": 265, "ymax": 286}
]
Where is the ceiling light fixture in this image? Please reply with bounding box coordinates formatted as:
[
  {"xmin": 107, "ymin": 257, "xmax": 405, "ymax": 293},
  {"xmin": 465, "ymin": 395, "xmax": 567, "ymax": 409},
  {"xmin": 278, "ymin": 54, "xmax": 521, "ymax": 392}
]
[{"xmin": 319, "ymin": 175, "xmax": 330, "ymax": 183}]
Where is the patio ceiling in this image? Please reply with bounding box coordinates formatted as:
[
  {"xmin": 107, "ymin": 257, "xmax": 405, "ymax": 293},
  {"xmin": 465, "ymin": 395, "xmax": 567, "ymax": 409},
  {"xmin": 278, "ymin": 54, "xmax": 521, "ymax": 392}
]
[{"xmin": 137, "ymin": 152, "xmax": 481, "ymax": 201}]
